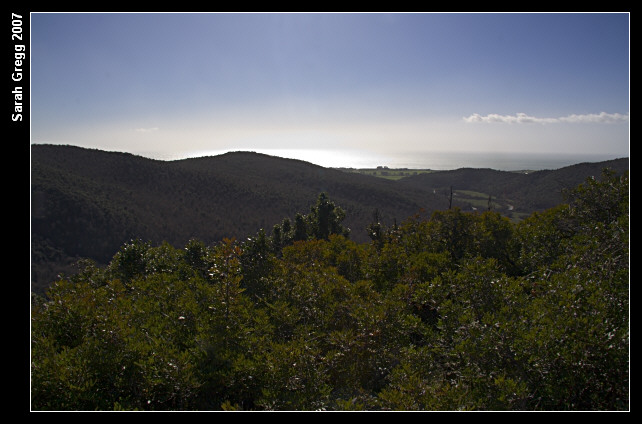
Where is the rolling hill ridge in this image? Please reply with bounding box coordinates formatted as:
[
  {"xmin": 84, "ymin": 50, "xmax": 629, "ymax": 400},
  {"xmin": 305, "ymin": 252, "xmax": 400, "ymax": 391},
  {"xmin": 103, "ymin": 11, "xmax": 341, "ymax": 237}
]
[{"xmin": 30, "ymin": 144, "xmax": 628, "ymax": 293}]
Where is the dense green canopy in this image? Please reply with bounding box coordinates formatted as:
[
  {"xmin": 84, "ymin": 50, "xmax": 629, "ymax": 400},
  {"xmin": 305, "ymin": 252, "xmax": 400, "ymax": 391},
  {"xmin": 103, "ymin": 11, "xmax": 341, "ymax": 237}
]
[{"xmin": 31, "ymin": 172, "xmax": 629, "ymax": 411}]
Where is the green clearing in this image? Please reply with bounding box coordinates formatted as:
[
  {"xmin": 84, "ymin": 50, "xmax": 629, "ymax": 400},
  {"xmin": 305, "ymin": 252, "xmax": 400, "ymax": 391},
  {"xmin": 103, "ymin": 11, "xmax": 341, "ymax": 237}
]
[
  {"xmin": 454, "ymin": 189, "xmax": 497, "ymax": 209},
  {"xmin": 453, "ymin": 190, "xmax": 531, "ymax": 222},
  {"xmin": 339, "ymin": 168, "xmax": 434, "ymax": 180},
  {"xmin": 339, "ymin": 169, "xmax": 530, "ymax": 222}
]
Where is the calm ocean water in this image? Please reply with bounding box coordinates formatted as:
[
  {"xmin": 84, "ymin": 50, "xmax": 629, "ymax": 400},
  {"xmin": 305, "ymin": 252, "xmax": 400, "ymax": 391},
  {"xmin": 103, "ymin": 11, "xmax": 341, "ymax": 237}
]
[
  {"xmin": 368, "ymin": 151, "xmax": 626, "ymax": 171},
  {"xmin": 185, "ymin": 148, "xmax": 626, "ymax": 171},
  {"xmin": 252, "ymin": 149, "xmax": 626, "ymax": 171}
]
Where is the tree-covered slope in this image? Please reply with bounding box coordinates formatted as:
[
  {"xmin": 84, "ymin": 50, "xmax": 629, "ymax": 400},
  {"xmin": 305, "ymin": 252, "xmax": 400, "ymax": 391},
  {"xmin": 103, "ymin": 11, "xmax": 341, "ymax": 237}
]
[
  {"xmin": 30, "ymin": 144, "xmax": 628, "ymax": 294},
  {"xmin": 31, "ymin": 145, "xmax": 437, "ymax": 292},
  {"xmin": 397, "ymin": 158, "xmax": 629, "ymax": 213},
  {"xmin": 30, "ymin": 169, "xmax": 629, "ymax": 411}
]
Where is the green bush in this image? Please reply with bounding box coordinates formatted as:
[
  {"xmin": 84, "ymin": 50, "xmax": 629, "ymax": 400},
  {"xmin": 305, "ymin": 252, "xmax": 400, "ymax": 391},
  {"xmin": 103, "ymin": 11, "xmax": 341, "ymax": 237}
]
[{"xmin": 31, "ymin": 177, "xmax": 629, "ymax": 410}]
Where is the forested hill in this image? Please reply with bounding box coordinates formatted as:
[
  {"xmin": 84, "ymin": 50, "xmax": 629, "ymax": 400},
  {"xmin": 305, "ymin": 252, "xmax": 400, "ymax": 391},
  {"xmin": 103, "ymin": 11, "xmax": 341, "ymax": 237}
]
[
  {"xmin": 30, "ymin": 144, "xmax": 628, "ymax": 294},
  {"xmin": 31, "ymin": 144, "xmax": 435, "ymax": 293},
  {"xmin": 396, "ymin": 157, "xmax": 629, "ymax": 214}
]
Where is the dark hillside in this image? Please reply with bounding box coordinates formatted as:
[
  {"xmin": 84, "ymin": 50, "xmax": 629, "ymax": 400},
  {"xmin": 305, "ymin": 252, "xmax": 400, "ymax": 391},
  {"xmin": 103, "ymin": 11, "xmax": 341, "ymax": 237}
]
[
  {"xmin": 31, "ymin": 145, "xmax": 440, "ymax": 293},
  {"xmin": 397, "ymin": 157, "xmax": 629, "ymax": 216},
  {"xmin": 30, "ymin": 144, "xmax": 628, "ymax": 294}
]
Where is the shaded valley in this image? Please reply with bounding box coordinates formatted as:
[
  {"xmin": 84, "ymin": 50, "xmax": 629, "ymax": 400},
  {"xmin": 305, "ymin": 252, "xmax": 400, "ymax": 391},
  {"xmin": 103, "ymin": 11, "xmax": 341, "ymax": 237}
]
[{"xmin": 30, "ymin": 144, "xmax": 628, "ymax": 294}]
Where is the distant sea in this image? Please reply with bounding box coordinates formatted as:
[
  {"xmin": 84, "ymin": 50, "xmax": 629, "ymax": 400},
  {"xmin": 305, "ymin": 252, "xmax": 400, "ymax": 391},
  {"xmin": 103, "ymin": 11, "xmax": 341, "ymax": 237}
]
[
  {"xmin": 178, "ymin": 147, "xmax": 627, "ymax": 172},
  {"xmin": 245, "ymin": 149, "xmax": 627, "ymax": 171},
  {"xmin": 364, "ymin": 151, "xmax": 627, "ymax": 171}
]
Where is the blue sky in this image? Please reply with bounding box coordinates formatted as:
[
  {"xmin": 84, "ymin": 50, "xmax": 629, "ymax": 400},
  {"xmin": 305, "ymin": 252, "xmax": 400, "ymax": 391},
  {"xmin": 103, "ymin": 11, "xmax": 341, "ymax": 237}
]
[{"xmin": 30, "ymin": 12, "xmax": 629, "ymax": 167}]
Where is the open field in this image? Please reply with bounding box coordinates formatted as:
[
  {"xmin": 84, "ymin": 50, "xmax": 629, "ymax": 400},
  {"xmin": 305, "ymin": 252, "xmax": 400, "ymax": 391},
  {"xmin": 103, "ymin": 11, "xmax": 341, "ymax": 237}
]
[
  {"xmin": 452, "ymin": 189, "xmax": 531, "ymax": 222},
  {"xmin": 336, "ymin": 167, "xmax": 435, "ymax": 180}
]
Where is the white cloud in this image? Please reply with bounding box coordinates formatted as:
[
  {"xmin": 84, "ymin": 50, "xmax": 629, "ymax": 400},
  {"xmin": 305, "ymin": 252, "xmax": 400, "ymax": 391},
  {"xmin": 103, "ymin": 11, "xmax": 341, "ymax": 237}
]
[
  {"xmin": 463, "ymin": 112, "xmax": 629, "ymax": 124},
  {"xmin": 558, "ymin": 112, "xmax": 629, "ymax": 124}
]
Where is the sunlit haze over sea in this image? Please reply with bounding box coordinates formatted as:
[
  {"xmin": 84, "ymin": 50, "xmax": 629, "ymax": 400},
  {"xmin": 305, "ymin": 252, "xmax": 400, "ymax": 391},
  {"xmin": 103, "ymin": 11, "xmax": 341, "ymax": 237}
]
[{"xmin": 181, "ymin": 148, "xmax": 626, "ymax": 172}]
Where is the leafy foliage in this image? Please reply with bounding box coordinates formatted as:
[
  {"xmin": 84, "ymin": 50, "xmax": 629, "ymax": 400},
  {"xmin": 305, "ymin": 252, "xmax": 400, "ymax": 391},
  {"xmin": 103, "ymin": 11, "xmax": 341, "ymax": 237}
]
[{"xmin": 31, "ymin": 171, "xmax": 629, "ymax": 411}]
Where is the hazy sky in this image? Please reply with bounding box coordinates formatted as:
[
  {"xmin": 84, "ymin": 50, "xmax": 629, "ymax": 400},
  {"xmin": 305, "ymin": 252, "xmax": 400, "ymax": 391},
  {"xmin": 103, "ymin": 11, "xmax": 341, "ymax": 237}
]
[{"xmin": 30, "ymin": 12, "xmax": 629, "ymax": 166}]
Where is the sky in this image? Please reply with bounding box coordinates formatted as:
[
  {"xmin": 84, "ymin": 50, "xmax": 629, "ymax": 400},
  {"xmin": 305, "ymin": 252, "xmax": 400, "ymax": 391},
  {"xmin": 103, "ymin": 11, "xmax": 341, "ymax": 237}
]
[{"xmin": 30, "ymin": 12, "xmax": 629, "ymax": 168}]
